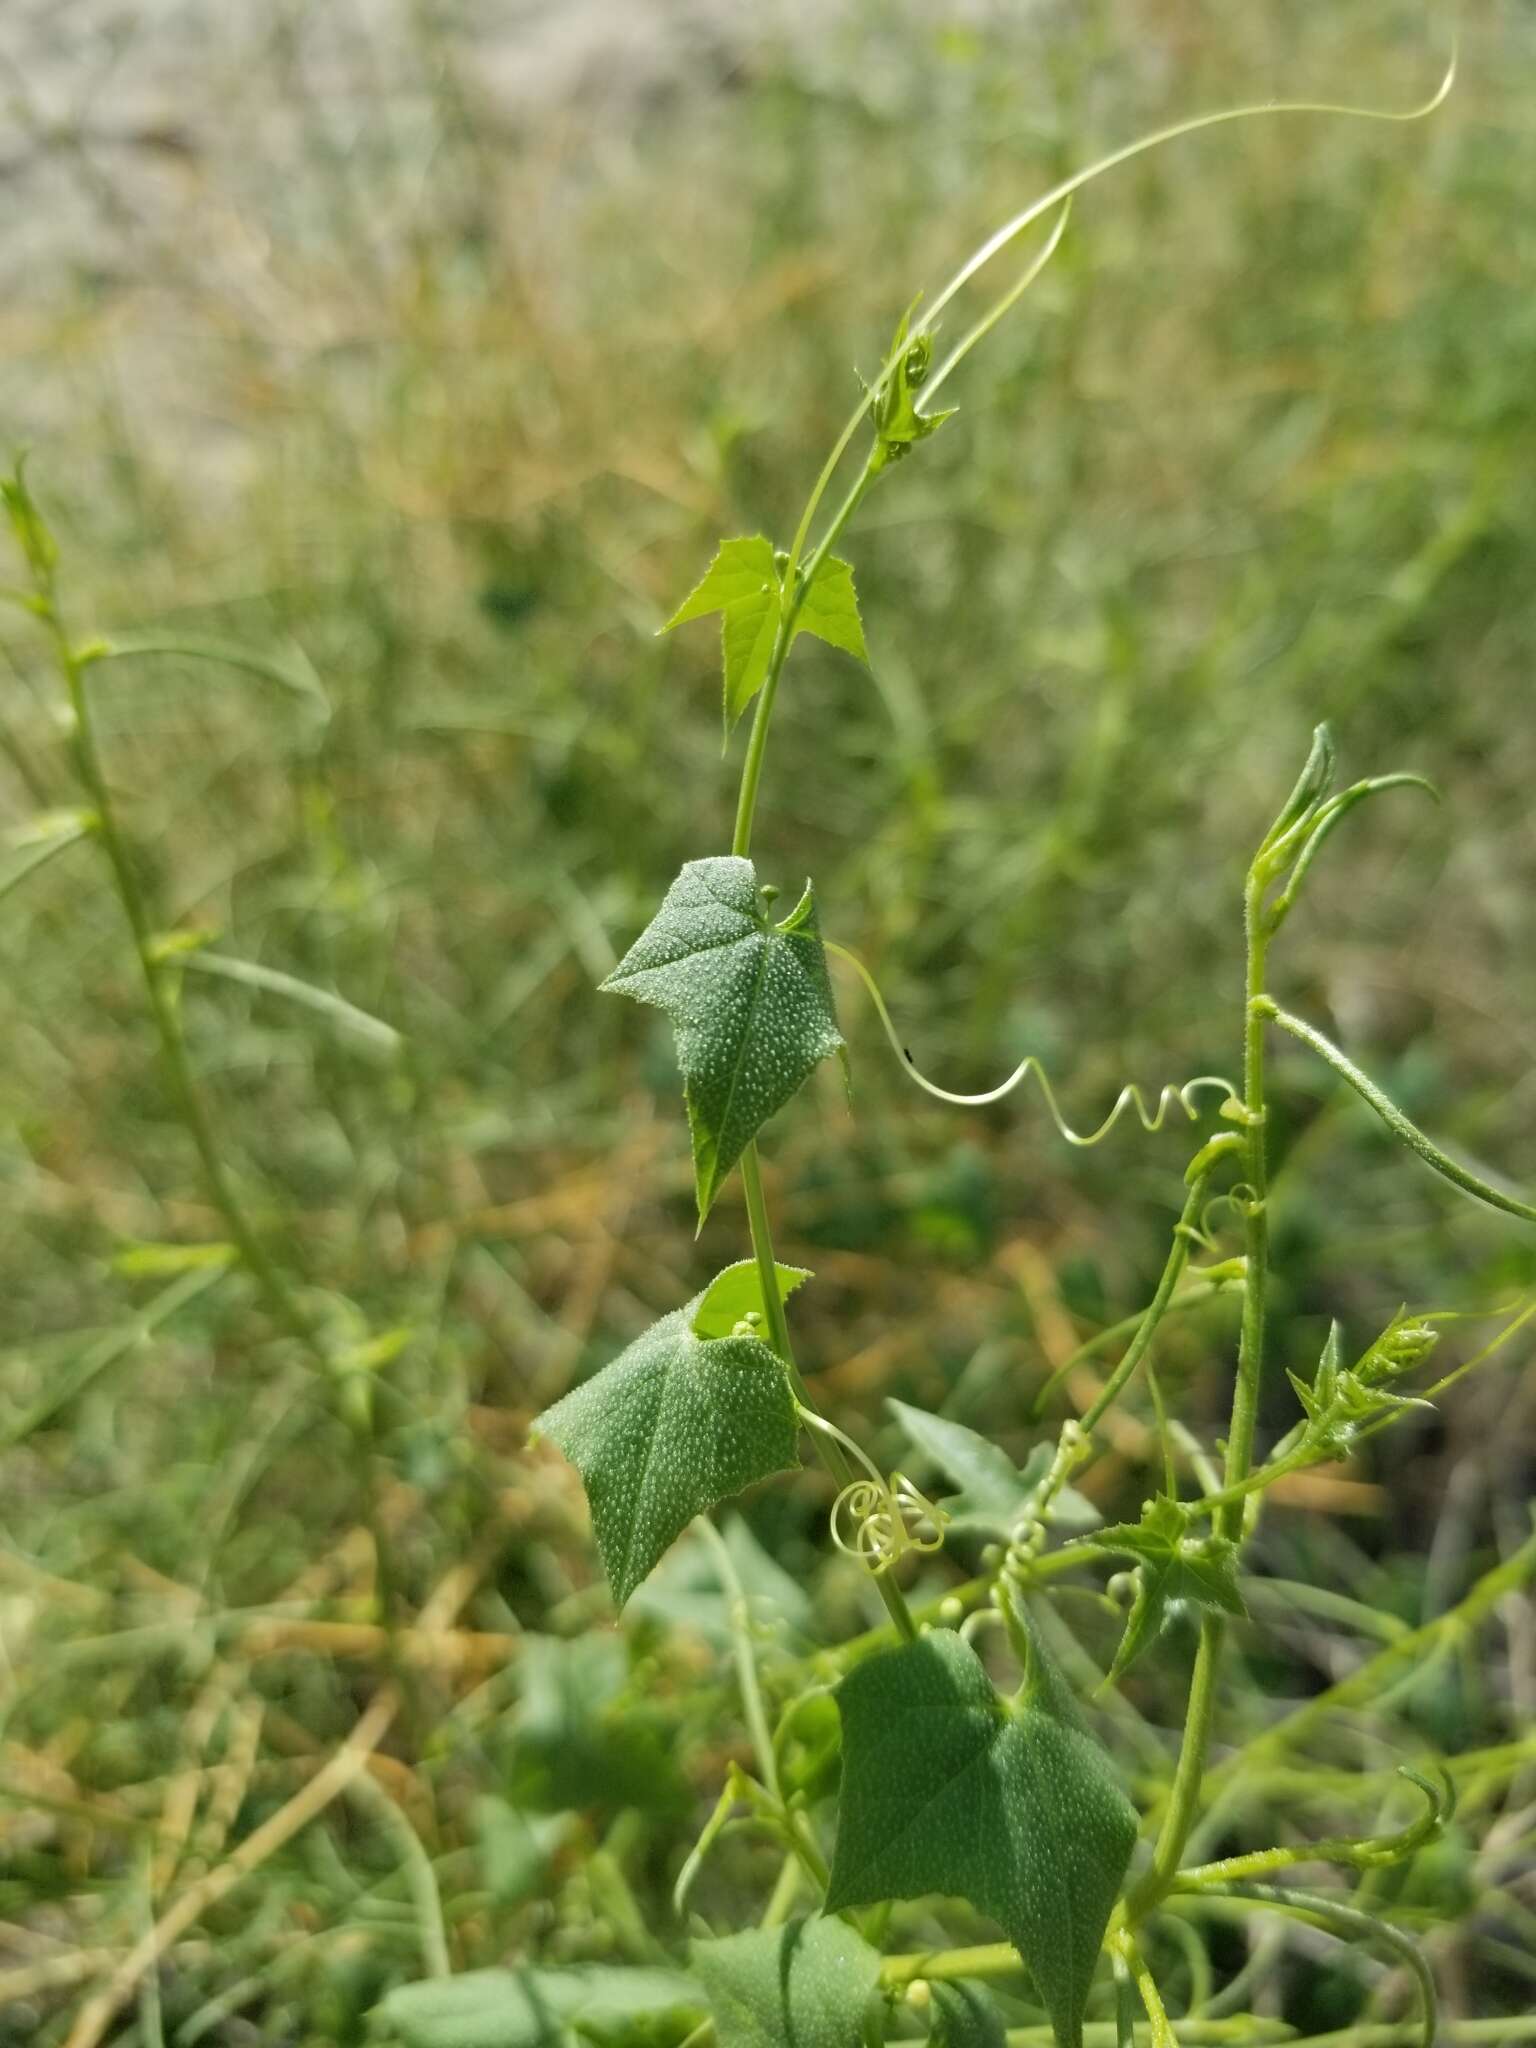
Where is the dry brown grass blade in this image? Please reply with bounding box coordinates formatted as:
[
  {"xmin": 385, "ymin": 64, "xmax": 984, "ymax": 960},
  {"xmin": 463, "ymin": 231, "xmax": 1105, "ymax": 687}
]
[
  {"xmin": 62, "ymin": 1685, "xmax": 399, "ymax": 2048},
  {"xmin": 61, "ymin": 1522, "xmax": 508, "ymax": 2048}
]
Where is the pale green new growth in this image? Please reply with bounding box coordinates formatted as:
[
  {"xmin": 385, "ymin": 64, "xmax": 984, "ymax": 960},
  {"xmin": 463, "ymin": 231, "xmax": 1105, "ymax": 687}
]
[
  {"xmin": 692, "ymin": 1257, "xmax": 813, "ymax": 1339},
  {"xmin": 827, "ymin": 1621, "xmax": 1137, "ymax": 2048},
  {"xmin": 600, "ymin": 855, "xmax": 845, "ymax": 1222},
  {"xmin": 793, "ymin": 554, "xmax": 867, "ymax": 664},
  {"xmin": 661, "ymin": 536, "xmax": 868, "ymax": 736},
  {"xmin": 531, "ymin": 1291, "xmax": 801, "ymax": 1607}
]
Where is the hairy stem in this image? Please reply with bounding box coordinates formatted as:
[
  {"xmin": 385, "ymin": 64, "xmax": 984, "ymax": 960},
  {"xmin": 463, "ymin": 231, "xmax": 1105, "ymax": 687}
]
[{"xmin": 1138, "ymin": 882, "xmax": 1271, "ymax": 1908}]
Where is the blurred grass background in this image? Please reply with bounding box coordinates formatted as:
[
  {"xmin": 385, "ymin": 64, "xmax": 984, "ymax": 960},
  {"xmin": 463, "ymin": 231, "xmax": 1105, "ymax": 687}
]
[{"xmin": 2, "ymin": 1, "xmax": 1535, "ymax": 2041}]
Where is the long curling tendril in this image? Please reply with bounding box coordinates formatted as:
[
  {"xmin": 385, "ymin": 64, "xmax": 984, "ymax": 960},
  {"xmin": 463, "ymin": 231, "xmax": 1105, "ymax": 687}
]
[{"xmin": 820, "ymin": 937, "xmax": 1240, "ymax": 1144}]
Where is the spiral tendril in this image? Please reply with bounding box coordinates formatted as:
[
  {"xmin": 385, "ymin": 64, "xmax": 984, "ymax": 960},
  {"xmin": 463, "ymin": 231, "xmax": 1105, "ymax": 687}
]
[
  {"xmin": 819, "ymin": 937, "xmax": 1240, "ymax": 1144},
  {"xmin": 831, "ymin": 1471, "xmax": 950, "ymax": 1576}
]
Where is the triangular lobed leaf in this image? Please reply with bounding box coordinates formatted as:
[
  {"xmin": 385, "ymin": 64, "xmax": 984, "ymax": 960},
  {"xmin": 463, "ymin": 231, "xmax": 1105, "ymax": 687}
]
[
  {"xmin": 658, "ymin": 538, "xmax": 786, "ymax": 737},
  {"xmin": 601, "ymin": 856, "xmax": 844, "ymax": 1220},
  {"xmin": 693, "ymin": 1917, "xmax": 881, "ymax": 2048},
  {"xmin": 531, "ymin": 1297, "xmax": 800, "ymax": 1607},
  {"xmin": 1077, "ymin": 1495, "xmax": 1246, "ymax": 1683},
  {"xmin": 661, "ymin": 536, "xmax": 778, "ymax": 632},
  {"xmin": 827, "ymin": 1625, "xmax": 1137, "ymax": 2048},
  {"xmin": 794, "ymin": 555, "xmax": 868, "ymax": 664}
]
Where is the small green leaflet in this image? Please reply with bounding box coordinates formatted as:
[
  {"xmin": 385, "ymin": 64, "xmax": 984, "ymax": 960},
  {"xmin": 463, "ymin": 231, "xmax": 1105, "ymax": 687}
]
[
  {"xmin": 888, "ymin": 1399, "xmax": 1099, "ymax": 1536},
  {"xmin": 827, "ymin": 1620, "xmax": 1137, "ymax": 2048},
  {"xmin": 530, "ymin": 1284, "xmax": 801, "ymax": 1607},
  {"xmin": 691, "ymin": 1258, "xmax": 812, "ymax": 1339},
  {"xmin": 693, "ymin": 1917, "xmax": 882, "ymax": 2048},
  {"xmin": 378, "ymin": 1965, "xmax": 702, "ymax": 2048},
  {"xmin": 663, "ymin": 536, "xmax": 778, "ymax": 634},
  {"xmin": 601, "ymin": 856, "xmax": 845, "ymax": 1221},
  {"xmin": 1287, "ymin": 1317, "xmax": 1435, "ymax": 1458},
  {"xmin": 869, "ymin": 303, "xmax": 957, "ymax": 471},
  {"xmin": 660, "ymin": 536, "xmax": 868, "ymax": 736},
  {"xmin": 1076, "ymin": 1495, "xmax": 1246, "ymax": 1684},
  {"xmin": 929, "ymin": 1982, "xmax": 1007, "ymax": 2048},
  {"xmin": 794, "ymin": 554, "xmax": 867, "ymax": 664}
]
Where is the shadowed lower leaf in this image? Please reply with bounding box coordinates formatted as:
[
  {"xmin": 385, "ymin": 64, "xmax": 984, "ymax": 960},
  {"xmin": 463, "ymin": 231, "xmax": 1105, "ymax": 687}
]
[
  {"xmin": 693, "ymin": 1917, "xmax": 881, "ymax": 2048},
  {"xmin": 827, "ymin": 1623, "xmax": 1137, "ymax": 2048}
]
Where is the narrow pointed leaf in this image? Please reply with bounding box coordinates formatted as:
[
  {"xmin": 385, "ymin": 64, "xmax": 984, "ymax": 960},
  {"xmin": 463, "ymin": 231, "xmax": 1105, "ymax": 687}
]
[
  {"xmin": 888, "ymin": 1400, "xmax": 1098, "ymax": 1535},
  {"xmin": 601, "ymin": 856, "xmax": 844, "ymax": 1219},
  {"xmin": 794, "ymin": 555, "xmax": 868, "ymax": 663},
  {"xmin": 693, "ymin": 1917, "xmax": 881, "ymax": 2048},
  {"xmin": 531, "ymin": 1293, "xmax": 800, "ymax": 1607},
  {"xmin": 827, "ymin": 1625, "xmax": 1137, "ymax": 2048}
]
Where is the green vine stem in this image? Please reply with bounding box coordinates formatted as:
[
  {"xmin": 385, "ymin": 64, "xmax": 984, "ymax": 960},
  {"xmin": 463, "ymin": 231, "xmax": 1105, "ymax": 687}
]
[
  {"xmin": 1078, "ymin": 1146, "xmax": 1239, "ymax": 1439},
  {"xmin": 1175, "ymin": 1883, "xmax": 1437, "ymax": 2048},
  {"xmin": 1133, "ymin": 857, "xmax": 1274, "ymax": 1910},
  {"xmin": 1257, "ymin": 998, "xmax": 1536, "ymax": 1224},
  {"xmin": 726, "ymin": 444, "xmax": 919, "ymax": 1643}
]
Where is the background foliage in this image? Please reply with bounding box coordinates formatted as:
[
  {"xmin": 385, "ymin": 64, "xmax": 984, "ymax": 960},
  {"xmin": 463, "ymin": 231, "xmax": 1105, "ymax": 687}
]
[{"xmin": 1, "ymin": 1, "xmax": 1534, "ymax": 2041}]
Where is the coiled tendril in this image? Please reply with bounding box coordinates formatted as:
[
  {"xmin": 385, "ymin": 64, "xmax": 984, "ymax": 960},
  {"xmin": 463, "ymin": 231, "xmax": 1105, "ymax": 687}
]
[
  {"xmin": 831, "ymin": 1471, "xmax": 950, "ymax": 1576},
  {"xmin": 820, "ymin": 937, "xmax": 1240, "ymax": 1144},
  {"xmin": 799, "ymin": 1407, "xmax": 949, "ymax": 1576}
]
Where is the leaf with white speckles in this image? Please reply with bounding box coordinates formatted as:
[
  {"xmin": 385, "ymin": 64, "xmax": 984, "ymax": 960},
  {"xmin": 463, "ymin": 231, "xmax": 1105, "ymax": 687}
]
[
  {"xmin": 602, "ymin": 856, "xmax": 845, "ymax": 1221},
  {"xmin": 693, "ymin": 1917, "xmax": 881, "ymax": 2048},
  {"xmin": 531, "ymin": 1289, "xmax": 800, "ymax": 1608},
  {"xmin": 826, "ymin": 1621, "xmax": 1138, "ymax": 2048}
]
